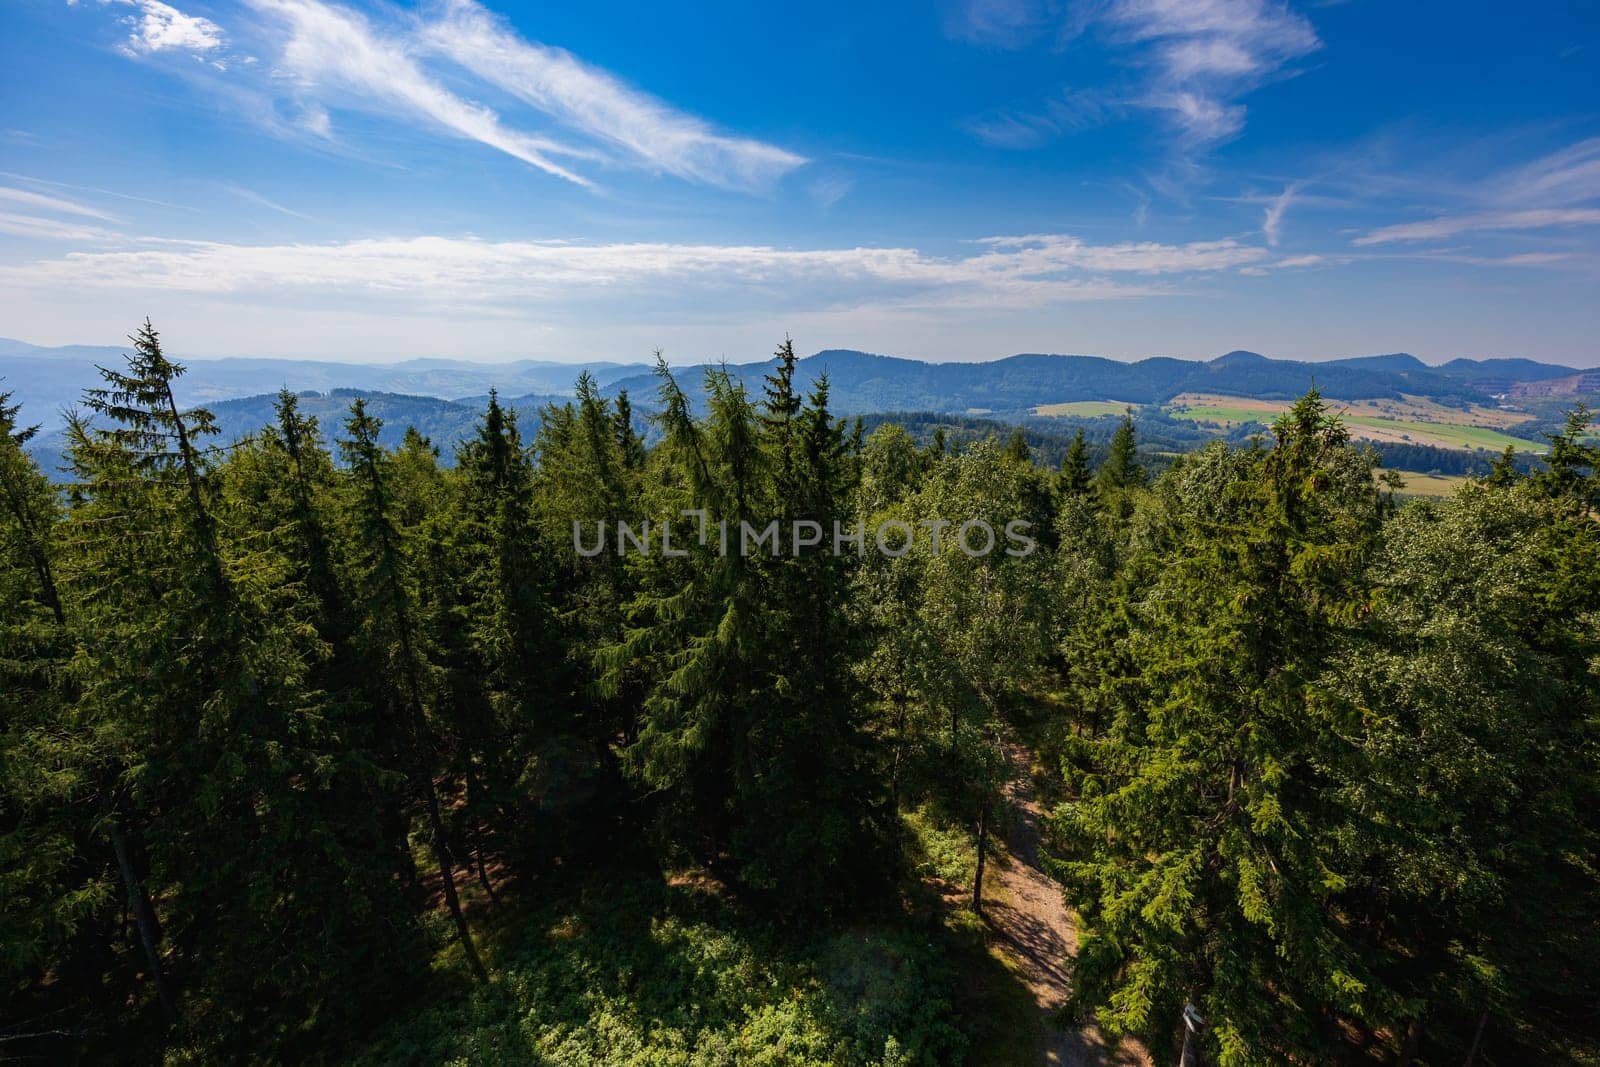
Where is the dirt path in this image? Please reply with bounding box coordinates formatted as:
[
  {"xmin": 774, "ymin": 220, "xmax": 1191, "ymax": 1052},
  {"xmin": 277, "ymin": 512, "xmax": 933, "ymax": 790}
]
[{"xmin": 986, "ymin": 743, "xmax": 1150, "ymax": 1067}]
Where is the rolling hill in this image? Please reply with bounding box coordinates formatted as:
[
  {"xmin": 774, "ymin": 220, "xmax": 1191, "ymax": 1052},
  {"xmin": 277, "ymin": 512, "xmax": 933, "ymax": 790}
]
[
  {"xmin": 0, "ymin": 336, "xmax": 647, "ymax": 433},
  {"xmin": 11, "ymin": 338, "xmax": 1593, "ymax": 477},
  {"xmin": 24, "ymin": 389, "xmax": 565, "ymax": 478},
  {"xmin": 597, "ymin": 348, "xmax": 1584, "ymax": 416}
]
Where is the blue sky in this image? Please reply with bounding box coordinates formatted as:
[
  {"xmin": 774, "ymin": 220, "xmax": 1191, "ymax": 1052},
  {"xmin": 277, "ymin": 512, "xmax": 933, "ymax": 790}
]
[{"xmin": 1, "ymin": 0, "xmax": 1597, "ymax": 366}]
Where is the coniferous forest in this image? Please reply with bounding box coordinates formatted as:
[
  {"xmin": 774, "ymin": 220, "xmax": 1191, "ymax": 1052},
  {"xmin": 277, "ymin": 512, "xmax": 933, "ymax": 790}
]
[{"xmin": 3, "ymin": 323, "xmax": 1598, "ymax": 1066}]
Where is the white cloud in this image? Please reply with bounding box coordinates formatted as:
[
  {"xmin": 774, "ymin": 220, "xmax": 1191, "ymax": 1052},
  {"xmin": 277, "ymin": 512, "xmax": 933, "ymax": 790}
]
[
  {"xmin": 0, "ymin": 231, "xmax": 1273, "ymax": 312},
  {"xmin": 1490, "ymin": 137, "xmax": 1600, "ymax": 207},
  {"xmin": 1345, "ymin": 137, "xmax": 1600, "ymax": 251},
  {"xmin": 952, "ymin": 0, "xmax": 1320, "ymax": 148},
  {"xmin": 417, "ymin": 0, "xmax": 805, "ymax": 191},
  {"xmin": 246, "ymin": 0, "xmax": 596, "ymax": 186},
  {"xmin": 809, "ymin": 176, "xmax": 854, "ymax": 210},
  {"xmin": 961, "ymin": 90, "xmax": 1118, "ymax": 149},
  {"xmin": 1102, "ymin": 0, "xmax": 1319, "ymax": 144},
  {"xmin": 1146, "ymin": 91, "xmax": 1244, "ymax": 145},
  {"xmin": 221, "ymin": 184, "xmax": 317, "ymax": 221},
  {"xmin": 944, "ymin": 0, "xmax": 1066, "ymax": 49},
  {"xmin": 1262, "ymin": 181, "xmax": 1297, "ymax": 245},
  {"xmin": 1480, "ymin": 252, "xmax": 1577, "ymax": 267},
  {"xmin": 115, "ymin": 0, "xmax": 224, "ymax": 55},
  {"xmin": 1354, "ymin": 208, "xmax": 1600, "ymax": 245},
  {"xmin": 0, "ymin": 186, "xmax": 120, "ymax": 222},
  {"xmin": 87, "ymin": 0, "xmax": 803, "ymax": 191},
  {"xmin": 298, "ymin": 103, "xmax": 332, "ymax": 138},
  {"xmin": 0, "ymin": 212, "xmax": 122, "ymax": 242},
  {"xmin": 974, "ymin": 233, "xmax": 1268, "ymax": 272}
]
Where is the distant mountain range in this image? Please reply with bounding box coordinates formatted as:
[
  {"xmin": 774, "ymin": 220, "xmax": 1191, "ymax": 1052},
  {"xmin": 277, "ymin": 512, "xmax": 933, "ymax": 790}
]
[
  {"xmin": 0, "ymin": 336, "xmax": 642, "ymax": 429},
  {"xmin": 598, "ymin": 348, "xmax": 1591, "ymax": 415},
  {"xmin": 8, "ymin": 336, "xmax": 1595, "ymax": 476}
]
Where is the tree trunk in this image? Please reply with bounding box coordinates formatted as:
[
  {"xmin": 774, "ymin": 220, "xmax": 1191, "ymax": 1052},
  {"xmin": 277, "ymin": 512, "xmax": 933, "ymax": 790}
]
[
  {"xmin": 474, "ymin": 823, "xmax": 500, "ymax": 910},
  {"xmin": 1179, "ymin": 1021, "xmax": 1201, "ymax": 1067},
  {"xmin": 1461, "ymin": 1009, "xmax": 1489, "ymax": 1067},
  {"xmin": 420, "ymin": 782, "xmax": 489, "ymax": 983},
  {"xmin": 889, "ymin": 692, "xmax": 908, "ymax": 817},
  {"xmin": 972, "ymin": 798, "xmax": 988, "ymax": 912},
  {"xmin": 1396, "ymin": 1016, "xmax": 1425, "ymax": 1067},
  {"xmin": 109, "ymin": 824, "xmax": 177, "ymax": 1023}
]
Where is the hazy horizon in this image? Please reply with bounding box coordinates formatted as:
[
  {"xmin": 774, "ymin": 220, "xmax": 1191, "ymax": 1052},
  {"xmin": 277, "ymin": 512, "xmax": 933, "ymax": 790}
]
[{"xmin": 5, "ymin": 332, "xmax": 1596, "ymax": 372}]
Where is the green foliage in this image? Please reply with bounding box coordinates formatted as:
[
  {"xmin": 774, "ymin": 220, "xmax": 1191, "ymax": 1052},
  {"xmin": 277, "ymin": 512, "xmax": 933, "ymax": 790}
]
[
  {"xmin": 900, "ymin": 805, "xmax": 977, "ymax": 888},
  {"xmin": 354, "ymin": 878, "xmax": 967, "ymax": 1067},
  {"xmin": 605, "ymin": 342, "xmax": 890, "ymax": 913},
  {"xmin": 1094, "ymin": 411, "xmax": 1144, "ymax": 494},
  {"xmin": 4, "ymin": 326, "xmax": 1596, "ymax": 1066},
  {"xmin": 1048, "ymin": 390, "xmax": 1600, "ymax": 1063},
  {"xmin": 1059, "ymin": 428, "xmax": 1091, "ymax": 495}
]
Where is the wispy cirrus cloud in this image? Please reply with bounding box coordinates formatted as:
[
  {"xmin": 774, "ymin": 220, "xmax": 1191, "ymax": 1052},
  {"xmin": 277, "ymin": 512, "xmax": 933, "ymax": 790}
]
[
  {"xmin": 1353, "ymin": 139, "xmax": 1600, "ymax": 248},
  {"xmin": 0, "ymin": 212, "xmax": 122, "ymax": 242},
  {"xmin": 1261, "ymin": 181, "xmax": 1297, "ymax": 245},
  {"xmin": 0, "ymin": 184, "xmax": 124, "ymax": 241},
  {"xmin": 951, "ymin": 0, "xmax": 1320, "ymax": 148},
  {"xmin": 220, "ymin": 183, "xmax": 318, "ymax": 221},
  {"xmin": 0, "ymin": 230, "xmax": 1269, "ymax": 312},
  {"xmin": 91, "ymin": 0, "xmax": 806, "ymax": 192},
  {"xmin": 416, "ymin": 0, "xmax": 806, "ymax": 190},
  {"xmin": 1489, "ymin": 137, "xmax": 1600, "ymax": 206},
  {"xmin": 246, "ymin": 0, "xmax": 598, "ymax": 185},
  {"xmin": 0, "ymin": 186, "xmax": 121, "ymax": 222},
  {"xmin": 1102, "ymin": 0, "xmax": 1319, "ymax": 145},
  {"xmin": 961, "ymin": 89, "xmax": 1118, "ymax": 149},
  {"xmin": 944, "ymin": 0, "xmax": 1078, "ymax": 49},
  {"xmin": 1354, "ymin": 208, "xmax": 1600, "ymax": 246}
]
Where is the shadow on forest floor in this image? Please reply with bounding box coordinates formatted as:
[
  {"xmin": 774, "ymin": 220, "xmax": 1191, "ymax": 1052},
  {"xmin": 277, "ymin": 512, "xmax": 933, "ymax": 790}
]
[{"xmin": 346, "ymin": 848, "xmax": 1047, "ymax": 1066}]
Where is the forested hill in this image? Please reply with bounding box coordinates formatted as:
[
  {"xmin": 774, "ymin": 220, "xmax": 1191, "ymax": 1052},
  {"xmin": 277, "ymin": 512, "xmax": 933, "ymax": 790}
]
[
  {"xmin": 0, "ymin": 336, "xmax": 641, "ymax": 428},
  {"xmin": 599, "ymin": 347, "xmax": 1587, "ymax": 415},
  {"xmin": 2, "ymin": 336, "xmax": 1587, "ymax": 438},
  {"xmin": 21, "ymin": 389, "xmax": 564, "ymax": 478},
  {"xmin": 194, "ymin": 389, "xmax": 567, "ymax": 454}
]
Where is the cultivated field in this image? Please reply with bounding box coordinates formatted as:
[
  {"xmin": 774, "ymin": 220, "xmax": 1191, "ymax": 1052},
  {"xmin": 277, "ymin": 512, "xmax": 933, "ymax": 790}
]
[
  {"xmin": 1377, "ymin": 469, "xmax": 1473, "ymax": 498},
  {"xmin": 1170, "ymin": 392, "xmax": 1538, "ymax": 427},
  {"xmin": 1032, "ymin": 400, "xmax": 1134, "ymax": 417},
  {"xmin": 1166, "ymin": 393, "xmax": 1545, "ymax": 452}
]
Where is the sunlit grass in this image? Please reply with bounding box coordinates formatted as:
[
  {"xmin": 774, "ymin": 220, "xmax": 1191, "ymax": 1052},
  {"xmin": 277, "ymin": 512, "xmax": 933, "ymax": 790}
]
[{"xmin": 1033, "ymin": 401, "xmax": 1133, "ymax": 417}]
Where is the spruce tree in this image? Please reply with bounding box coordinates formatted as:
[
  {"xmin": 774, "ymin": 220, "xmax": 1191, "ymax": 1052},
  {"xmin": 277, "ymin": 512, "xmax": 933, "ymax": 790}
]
[
  {"xmin": 1060, "ymin": 428, "xmax": 1092, "ymax": 496},
  {"xmin": 612, "ymin": 388, "xmax": 647, "ymax": 471},
  {"xmin": 339, "ymin": 399, "xmax": 489, "ymax": 983},
  {"xmin": 1004, "ymin": 427, "xmax": 1031, "ymax": 465},
  {"xmin": 1486, "ymin": 443, "xmax": 1520, "ymax": 487},
  {"xmin": 1328, "ymin": 478, "xmax": 1600, "ymax": 1062},
  {"xmin": 0, "ymin": 393, "xmax": 119, "ymax": 1032},
  {"xmin": 1095, "ymin": 410, "xmax": 1144, "ymax": 495},
  {"xmin": 66, "ymin": 327, "xmax": 420, "ymax": 1049},
  {"xmin": 606, "ymin": 348, "xmax": 886, "ymax": 911},
  {"xmin": 1056, "ymin": 390, "xmax": 1385, "ymax": 1060},
  {"xmin": 443, "ymin": 391, "xmax": 577, "ymax": 870}
]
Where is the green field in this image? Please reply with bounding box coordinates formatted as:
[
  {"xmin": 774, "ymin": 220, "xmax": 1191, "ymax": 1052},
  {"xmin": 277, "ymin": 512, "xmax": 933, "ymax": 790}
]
[
  {"xmin": 1034, "ymin": 400, "xmax": 1132, "ymax": 417},
  {"xmin": 1342, "ymin": 415, "xmax": 1543, "ymax": 452},
  {"xmin": 1168, "ymin": 404, "xmax": 1272, "ymax": 425},
  {"xmin": 1376, "ymin": 470, "xmax": 1473, "ymax": 498},
  {"xmin": 1169, "ymin": 405, "xmax": 1544, "ymax": 452}
]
